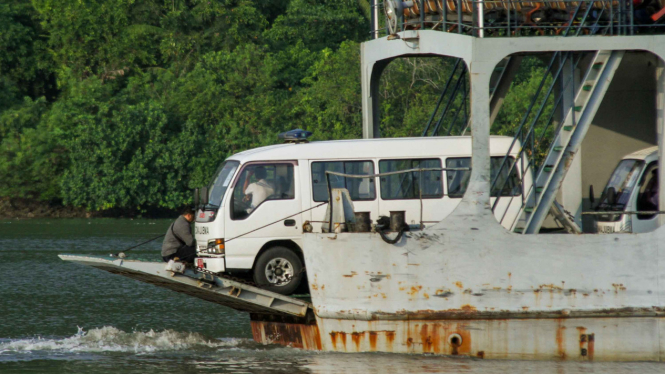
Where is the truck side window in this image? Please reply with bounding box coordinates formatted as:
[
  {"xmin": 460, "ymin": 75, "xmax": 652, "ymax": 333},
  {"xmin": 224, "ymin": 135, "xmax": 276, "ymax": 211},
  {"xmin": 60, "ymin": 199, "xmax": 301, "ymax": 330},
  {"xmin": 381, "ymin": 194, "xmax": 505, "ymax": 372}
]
[
  {"xmin": 231, "ymin": 163, "xmax": 295, "ymax": 220},
  {"xmin": 311, "ymin": 161, "xmax": 375, "ymax": 202},
  {"xmin": 446, "ymin": 157, "xmax": 521, "ymax": 198},
  {"xmin": 378, "ymin": 159, "xmax": 442, "ymax": 200},
  {"xmin": 636, "ymin": 163, "xmax": 658, "ymax": 220}
]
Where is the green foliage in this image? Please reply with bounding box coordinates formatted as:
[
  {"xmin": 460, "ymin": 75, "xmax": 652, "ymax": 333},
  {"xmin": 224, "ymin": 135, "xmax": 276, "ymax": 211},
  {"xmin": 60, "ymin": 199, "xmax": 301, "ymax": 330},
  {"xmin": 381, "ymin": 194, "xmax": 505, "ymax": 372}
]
[
  {"xmin": 297, "ymin": 41, "xmax": 363, "ymax": 140},
  {"xmin": 0, "ymin": 1, "xmax": 553, "ymax": 214}
]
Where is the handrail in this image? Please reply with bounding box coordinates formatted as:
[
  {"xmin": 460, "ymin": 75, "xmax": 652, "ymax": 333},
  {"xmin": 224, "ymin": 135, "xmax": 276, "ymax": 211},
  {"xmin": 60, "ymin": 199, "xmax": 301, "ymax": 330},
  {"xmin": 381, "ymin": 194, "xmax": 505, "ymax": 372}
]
[{"xmin": 371, "ymin": 0, "xmax": 656, "ymax": 38}]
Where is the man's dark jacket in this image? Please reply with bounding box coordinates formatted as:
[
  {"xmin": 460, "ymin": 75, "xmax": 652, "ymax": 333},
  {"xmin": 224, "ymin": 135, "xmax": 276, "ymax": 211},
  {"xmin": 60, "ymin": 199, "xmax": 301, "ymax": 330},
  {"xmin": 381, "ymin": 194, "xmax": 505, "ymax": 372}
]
[{"xmin": 161, "ymin": 215, "xmax": 195, "ymax": 257}]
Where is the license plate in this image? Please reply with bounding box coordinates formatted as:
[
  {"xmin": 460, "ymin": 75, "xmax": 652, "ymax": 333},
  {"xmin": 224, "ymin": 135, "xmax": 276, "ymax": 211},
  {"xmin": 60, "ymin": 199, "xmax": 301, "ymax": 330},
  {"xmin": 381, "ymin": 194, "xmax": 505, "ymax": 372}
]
[{"xmin": 600, "ymin": 226, "xmax": 615, "ymax": 233}]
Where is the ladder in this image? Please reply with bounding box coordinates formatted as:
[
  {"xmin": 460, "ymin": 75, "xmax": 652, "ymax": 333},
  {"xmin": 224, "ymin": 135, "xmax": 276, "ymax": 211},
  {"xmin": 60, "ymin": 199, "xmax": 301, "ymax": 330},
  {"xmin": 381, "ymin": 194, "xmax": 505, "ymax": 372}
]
[{"xmin": 512, "ymin": 50, "xmax": 624, "ymax": 234}]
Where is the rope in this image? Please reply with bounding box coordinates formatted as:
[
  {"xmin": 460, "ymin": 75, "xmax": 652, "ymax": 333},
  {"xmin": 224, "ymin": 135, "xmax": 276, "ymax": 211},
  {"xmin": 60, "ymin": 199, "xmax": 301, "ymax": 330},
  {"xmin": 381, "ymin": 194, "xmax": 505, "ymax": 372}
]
[
  {"xmin": 112, "ymin": 233, "xmax": 165, "ymax": 257},
  {"xmin": 324, "ymin": 167, "xmax": 470, "ymax": 231},
  {"xmin": 582, "ymin": 211, "xmax": 665, "ymax": 215}
]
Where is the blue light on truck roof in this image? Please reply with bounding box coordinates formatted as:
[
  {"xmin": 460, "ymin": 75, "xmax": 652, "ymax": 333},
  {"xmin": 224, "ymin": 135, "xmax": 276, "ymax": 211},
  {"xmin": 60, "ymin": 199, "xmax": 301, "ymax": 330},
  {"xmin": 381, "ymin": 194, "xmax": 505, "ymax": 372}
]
[{"xmin": 278, "ymin": 129, "xmax": 313, "ymax": 143}]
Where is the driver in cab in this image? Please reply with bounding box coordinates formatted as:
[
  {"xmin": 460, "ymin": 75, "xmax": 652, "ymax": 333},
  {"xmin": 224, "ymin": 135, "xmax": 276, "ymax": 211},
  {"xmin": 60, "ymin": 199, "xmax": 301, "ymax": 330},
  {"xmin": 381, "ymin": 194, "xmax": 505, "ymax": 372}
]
[{"xmin": 242, "ymin": 166, "xmax": 274, "ymax": 213}]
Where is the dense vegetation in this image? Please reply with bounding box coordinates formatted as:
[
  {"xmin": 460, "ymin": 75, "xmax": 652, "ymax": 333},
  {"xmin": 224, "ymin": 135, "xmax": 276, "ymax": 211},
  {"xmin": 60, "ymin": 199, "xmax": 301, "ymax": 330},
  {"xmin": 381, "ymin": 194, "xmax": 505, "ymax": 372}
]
[{"xmin": 0, "ymin": 0, "xmax": 549, "ymax": 214}]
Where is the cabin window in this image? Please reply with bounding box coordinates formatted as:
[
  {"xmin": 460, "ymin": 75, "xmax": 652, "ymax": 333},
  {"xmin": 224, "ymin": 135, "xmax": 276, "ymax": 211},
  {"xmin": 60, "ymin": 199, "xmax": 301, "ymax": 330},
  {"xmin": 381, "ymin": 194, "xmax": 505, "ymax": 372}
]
[
  {"xmin": 446, "ymin": 157, "xmax": 521, "ymax": 198},
  {"xmin": 231, "ymin": 163, "xmax": 295, "ymax": 220},
  {"xmin": 378, "ymin": 159, "xmax": 443, "ymax": 200},
  {"xmin": 311, "ymin": 161, "xmax": 376, "ymax": 202}
]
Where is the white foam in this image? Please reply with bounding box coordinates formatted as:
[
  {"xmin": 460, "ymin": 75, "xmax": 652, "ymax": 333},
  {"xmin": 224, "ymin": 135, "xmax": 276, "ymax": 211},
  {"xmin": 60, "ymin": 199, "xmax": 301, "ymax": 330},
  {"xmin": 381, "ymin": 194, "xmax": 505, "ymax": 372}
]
[{"xmin": 0, "ymin": 326, "xmax": 245, "ymax": 354}]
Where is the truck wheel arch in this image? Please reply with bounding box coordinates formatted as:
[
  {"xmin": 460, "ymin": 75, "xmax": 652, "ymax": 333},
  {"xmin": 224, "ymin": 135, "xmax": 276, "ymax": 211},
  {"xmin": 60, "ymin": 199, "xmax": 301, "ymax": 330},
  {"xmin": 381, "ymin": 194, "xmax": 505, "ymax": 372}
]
[{"xmin": 252, "ymin": 240, "xmax": 304, "ymax": 271}]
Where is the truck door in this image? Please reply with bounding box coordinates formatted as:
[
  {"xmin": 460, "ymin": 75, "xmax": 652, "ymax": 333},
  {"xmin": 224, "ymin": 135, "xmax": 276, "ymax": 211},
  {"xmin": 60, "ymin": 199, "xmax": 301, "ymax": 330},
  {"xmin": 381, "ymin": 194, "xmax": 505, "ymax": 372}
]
[
  {"xmin": 633, "ymin": 162, "xmax": 659, "ymax": 233},
  {"xmin": 224, "ymin": 161, "xmax": 301, "ymax": 270}
]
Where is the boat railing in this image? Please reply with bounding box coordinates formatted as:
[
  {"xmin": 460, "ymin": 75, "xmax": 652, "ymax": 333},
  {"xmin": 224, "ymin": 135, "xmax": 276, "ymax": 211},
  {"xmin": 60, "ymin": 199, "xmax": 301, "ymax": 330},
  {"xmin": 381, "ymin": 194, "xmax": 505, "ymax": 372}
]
[{"xmin": 371, "ymin": 0, "xmax": 665, "ymax": 38}]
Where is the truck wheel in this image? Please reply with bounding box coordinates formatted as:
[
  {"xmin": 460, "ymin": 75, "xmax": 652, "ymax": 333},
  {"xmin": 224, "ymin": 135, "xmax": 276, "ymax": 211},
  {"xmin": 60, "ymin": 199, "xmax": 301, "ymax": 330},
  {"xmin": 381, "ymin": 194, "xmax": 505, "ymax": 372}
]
[{"xmin": 253, "ymin": 246, "xmax": 303, "ymax": 295}]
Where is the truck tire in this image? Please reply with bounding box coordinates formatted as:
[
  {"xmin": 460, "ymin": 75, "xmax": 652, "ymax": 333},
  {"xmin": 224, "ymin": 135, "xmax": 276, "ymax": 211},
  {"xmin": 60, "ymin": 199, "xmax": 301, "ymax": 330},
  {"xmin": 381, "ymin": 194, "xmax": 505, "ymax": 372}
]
[{"xmin": 253, "ymin": 246, "xmax": 303, "ymax": 295}]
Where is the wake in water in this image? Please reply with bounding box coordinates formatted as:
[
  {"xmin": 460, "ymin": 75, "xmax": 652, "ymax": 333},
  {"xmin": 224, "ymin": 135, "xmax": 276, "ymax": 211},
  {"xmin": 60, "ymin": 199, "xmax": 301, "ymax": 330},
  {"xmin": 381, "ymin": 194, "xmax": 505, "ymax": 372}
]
[{"xmin": 0, "ymin": 326, "xmax": 250, "ymax": 354}]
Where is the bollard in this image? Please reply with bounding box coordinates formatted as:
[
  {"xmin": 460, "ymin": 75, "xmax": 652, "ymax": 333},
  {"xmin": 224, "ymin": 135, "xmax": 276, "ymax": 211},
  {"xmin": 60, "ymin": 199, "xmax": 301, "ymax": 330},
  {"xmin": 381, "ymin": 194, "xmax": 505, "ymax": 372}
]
[
  {"xmin": 389, "ymin": 211, "xmax": 406, "ymax": 232},
  {"xmin": 353, "ymin": 212, "xmax": 371, "ymax": 232}
]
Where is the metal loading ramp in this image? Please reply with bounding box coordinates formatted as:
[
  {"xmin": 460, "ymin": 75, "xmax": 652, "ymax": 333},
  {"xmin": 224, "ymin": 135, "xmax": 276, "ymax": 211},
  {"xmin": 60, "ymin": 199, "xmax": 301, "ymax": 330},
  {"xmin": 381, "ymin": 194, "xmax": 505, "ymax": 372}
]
[{"xmin": 58, "ymin": 254, "xmax": 311, "ymax": 317}]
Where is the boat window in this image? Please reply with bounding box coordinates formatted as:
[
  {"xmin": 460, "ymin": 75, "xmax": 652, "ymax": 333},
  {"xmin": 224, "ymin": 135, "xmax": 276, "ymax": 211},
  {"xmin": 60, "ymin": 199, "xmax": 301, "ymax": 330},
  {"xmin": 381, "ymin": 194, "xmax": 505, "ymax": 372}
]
[
  {"xmin": 378, "ymin": 159, "xmax": 443, "ymax": 200},
  {"xmin": 446, "ymin": 157, "xmax": 521, "ymax": 198},
  {"xmin": 311, "ymin": 161, "xmax": 375, "ymax": 202},
  {"xmin": 208, "ymin": 160, "xmax": 240, "ymax": 207},
  {"xmin": 231, "ymin": 163, "xmax": 295, "ymax": 220},
  {"xmin": 636, "ymin": 162, "xmax": 658, "ymax": 220}
]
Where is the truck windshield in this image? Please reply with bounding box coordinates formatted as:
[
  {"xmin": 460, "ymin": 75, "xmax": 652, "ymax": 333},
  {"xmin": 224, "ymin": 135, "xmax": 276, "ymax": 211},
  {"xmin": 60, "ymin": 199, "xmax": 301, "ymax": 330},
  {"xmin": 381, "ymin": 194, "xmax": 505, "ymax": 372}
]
[
  {"xmin": 208, "ymin": 161, "xmax": 239, "ymax": 207},
  {"xmin": 598, "ymin": 159, "xmax": 644, "ymax": 211}
]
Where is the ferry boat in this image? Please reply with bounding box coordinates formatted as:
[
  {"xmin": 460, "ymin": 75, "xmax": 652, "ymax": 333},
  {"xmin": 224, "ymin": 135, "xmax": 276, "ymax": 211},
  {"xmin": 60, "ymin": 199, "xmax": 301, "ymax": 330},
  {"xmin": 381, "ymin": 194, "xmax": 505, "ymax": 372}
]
[{"xmin": 61, "ymin": 0, "xmax": 665, "ymax": 361}]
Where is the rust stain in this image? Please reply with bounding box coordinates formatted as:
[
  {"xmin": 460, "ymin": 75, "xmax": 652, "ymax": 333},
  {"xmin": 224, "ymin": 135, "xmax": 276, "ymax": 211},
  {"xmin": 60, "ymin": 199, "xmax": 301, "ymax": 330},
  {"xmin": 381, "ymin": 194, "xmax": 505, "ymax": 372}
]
[
  {"xmin": 408, "ymin": 286, "xmax": 423, "ymax": 296},
  {"xmin": 369, "ymin": 331, "xmax": 378, "ymax": 351},
  {"xmin": 340, "ymin": 331, "xmax": 347, "ymax": 347},
  {"xmin": 431, "ymin": 324, "xmax": 441, "ymax": 354},
  {"xmin": 386, "ymin": 331, "xmax": 396, "ymax": 350},
  {"xmin": 588, "ymin": 333, "xmax": 595, "ymax": 361},
  {"xmin": 330, "ymin": 331, "xmax": 338, "ymax": 349},
  {"xmin": 612, "ymin": 283, "xmax": 627, "ymax": 293},
  {"xmin": 420, "ymin": 324, "xmax": 433, "ymax": 352},
  {"xmin": 522, "ymin": 306, "xmax": 529, "ymax": 311},
  {"xmin": 423, "ymin": 293, "xmax": 430, "ymax": 299},
  {"xmin": 454, "ymin": 281, "xmax": 464, "ymax": 289},
  {"xmin": 311, "ymin": 284, "xmax": 318, "ymax": 290},
  {"xmin": 556, "ymin": 320, "xmax": 566, "ymax": 359},
  {"xmin": 321, "ymin": 285, "xmax": 325, "ymax": 290},
  {"xmin": 460, "ymin": 304, "xmax": 477, "ymax": 313},
  {"xmin": 381, "ymin": 293, "xmax": 387, "ymax": 299},
  {"xmin": 351, "ymin": 332, "xmax": 362, "ymax": 351},
  {"xmin": 343, "ymin": 271, "xmax": 358, "ymax": 278},
  {"xmin": 399, "ymin": 287, "xmax": 406, "ymax": 291},
  {"xmin": 252, "ymin": 321, "xmax": 321, "ymax": 350},
  {"xmin": 539, "ymin": 284, "xmax": 564, "ymax": 291},
  {"xmin": 477, "ymin": 351, "xmax": 485, "ymax": 359}
]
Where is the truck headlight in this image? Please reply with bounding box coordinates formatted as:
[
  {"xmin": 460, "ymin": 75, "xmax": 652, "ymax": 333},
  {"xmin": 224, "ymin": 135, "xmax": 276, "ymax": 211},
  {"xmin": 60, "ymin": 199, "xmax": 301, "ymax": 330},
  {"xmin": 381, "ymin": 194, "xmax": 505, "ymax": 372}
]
[{"xmin": 207, "ymin": 238, "xmax": 225, "ymax": 254}]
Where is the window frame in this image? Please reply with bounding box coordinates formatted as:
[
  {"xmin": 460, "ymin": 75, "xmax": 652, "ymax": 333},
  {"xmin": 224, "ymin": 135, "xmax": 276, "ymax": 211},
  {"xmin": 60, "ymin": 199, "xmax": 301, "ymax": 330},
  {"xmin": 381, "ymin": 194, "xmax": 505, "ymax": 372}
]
[
  {"xmin": 310, "ymin": 160, "xmax": 377, "ymax": 202},
  {"xmin": 378, "ymin": 158, "xmax": 444, "ymax": 201},
  {"xmin": 229, "ymin": 160, "xmax": 298, "ymax": 221}
]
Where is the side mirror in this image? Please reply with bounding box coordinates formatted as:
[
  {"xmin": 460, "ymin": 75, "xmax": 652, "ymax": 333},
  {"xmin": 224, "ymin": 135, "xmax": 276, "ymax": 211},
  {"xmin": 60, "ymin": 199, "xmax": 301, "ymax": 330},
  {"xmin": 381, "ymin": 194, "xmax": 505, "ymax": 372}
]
[
  {"xmin": 200, "ymin": 186, "xmax": 209, "ymax": 206},
  {"xmin": 607, "ymin": 187, "xmax": 617, "ymax": 205},
  {"xmin": 589, "ymin": 185, "xmax": 595, "ymax": 204},
  {"xmin": 194, "ymin": 188, "xmax": 200, "ymax": 208}
]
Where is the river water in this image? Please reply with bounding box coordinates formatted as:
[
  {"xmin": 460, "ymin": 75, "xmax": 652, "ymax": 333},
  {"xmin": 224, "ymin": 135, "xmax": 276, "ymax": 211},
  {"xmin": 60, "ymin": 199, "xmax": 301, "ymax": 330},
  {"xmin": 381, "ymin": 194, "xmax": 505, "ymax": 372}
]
[{"xmin": 0, "ymin": 218, "xmax": 663, "ymax": 373}]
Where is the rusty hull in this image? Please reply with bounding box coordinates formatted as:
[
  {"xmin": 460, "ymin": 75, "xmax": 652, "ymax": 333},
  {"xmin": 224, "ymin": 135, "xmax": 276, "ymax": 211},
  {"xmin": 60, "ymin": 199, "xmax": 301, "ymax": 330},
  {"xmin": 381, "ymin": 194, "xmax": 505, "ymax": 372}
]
[{"xmin": 251, "ymin": 315, "xmax": 662, "ymax": 361}]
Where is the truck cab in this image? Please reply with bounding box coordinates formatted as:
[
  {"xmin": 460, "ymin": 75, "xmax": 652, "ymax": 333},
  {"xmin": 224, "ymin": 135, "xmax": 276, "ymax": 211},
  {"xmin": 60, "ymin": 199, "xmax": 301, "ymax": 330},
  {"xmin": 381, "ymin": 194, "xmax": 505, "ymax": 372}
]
[{"xmin": 594, "ymin": 146, "xmax": 659, "ymax": 234}]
